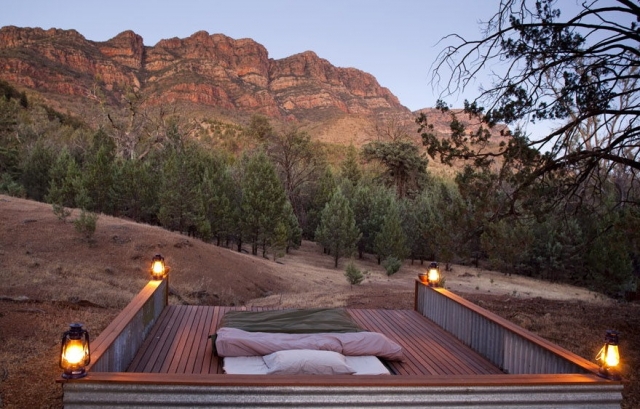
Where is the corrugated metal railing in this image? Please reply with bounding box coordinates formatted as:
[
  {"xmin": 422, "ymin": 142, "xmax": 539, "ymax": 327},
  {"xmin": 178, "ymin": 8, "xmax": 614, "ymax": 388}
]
[
  {"xmin": 415, "ymin": 282, "xmax": 600, "ymax": 375},
  {"xmin": 87, "ymin": 279, "xmax": 168, "ymax": 372}
]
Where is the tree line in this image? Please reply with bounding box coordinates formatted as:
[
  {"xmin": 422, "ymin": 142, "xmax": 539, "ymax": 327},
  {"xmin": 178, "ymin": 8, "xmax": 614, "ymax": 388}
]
[{"xmin": 0, "ymin": 80, "xmax": 638, "ymax": 296}]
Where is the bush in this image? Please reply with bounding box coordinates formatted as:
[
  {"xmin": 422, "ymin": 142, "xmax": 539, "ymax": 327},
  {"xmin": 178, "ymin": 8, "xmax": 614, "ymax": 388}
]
[
  {"xmin": 52, "ymin": 203, "xmax": 71, "ymax": 222},
  {"xmin": 74, "ymin": 209, "xmax": 98, "ymax": 241},
  {"xmin": 344, "ymin": 261, "xmax": 364, "ymax": 285},
  {"xmin": 382, "ymin": 256, "xmax": 402, "ymax": 276}
]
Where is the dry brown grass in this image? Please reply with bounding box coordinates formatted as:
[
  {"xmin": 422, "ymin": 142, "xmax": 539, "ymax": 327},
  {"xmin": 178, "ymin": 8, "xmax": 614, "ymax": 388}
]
[{"xmin": 0, "ymin": 194, "xmax": 638, "ymax": 408}]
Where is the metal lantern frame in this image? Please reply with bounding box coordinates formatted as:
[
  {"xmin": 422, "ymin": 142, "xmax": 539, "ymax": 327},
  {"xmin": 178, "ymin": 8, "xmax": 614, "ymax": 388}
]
[
  {"xmin": 427, "ymin": 262, "xmax": 441, "ymax": 287},
  {"xmin": 60, "ymin": 323, "xmax": 90, "ymax": 379},
  {"xmin": 150, "ymin": 254, "xmax": 167, "ymax": 280},
  {"xmin": 597, "ymin": 330, "xmax": 621, "ymax": 380}
]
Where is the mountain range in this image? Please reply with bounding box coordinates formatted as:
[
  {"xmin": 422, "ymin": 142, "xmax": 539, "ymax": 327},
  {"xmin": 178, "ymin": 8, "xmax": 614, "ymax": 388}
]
[{"xmin": 0, "ymin": 26, "xmax": 495, "ymax": 148}]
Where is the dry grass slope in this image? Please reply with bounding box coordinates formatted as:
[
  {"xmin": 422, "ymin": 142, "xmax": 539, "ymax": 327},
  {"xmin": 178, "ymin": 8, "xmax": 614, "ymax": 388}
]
[{"xmin": 0, "ymin": 195, "xmax": 638, "ymax": 408}]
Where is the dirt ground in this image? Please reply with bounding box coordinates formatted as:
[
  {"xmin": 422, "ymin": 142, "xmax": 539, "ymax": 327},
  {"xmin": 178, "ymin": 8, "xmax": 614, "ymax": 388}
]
[{"xmin": 0, "ymin": 195, "xmax": 638, "ymax": 408}]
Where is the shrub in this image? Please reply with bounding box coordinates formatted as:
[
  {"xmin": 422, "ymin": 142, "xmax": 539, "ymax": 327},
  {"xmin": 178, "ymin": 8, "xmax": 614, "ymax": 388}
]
[
  {"xmin": 382, "ymin": 256, "xmax": 402, "ymax": 276},
  {"xmin": 74, "ymin": 209, "xmax": 98, "ymax": 241},
  {"xmin": 344, "ymin": 261, "xmax": 364, "ymax": 285}
]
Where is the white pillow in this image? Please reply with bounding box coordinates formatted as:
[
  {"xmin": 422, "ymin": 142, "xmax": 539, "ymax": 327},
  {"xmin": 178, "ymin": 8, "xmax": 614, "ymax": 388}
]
[{"xmin": 263, "ymin": 350, "xmax": 356, "ymax": 375}]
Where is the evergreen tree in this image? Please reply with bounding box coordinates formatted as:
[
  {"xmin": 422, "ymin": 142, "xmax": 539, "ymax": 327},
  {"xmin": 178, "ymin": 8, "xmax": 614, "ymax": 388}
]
[
  {"xmin": 340, "ymin": 144, "xmax": 361, "ymax": 186},
  {"xmin": 240, "ymin": 151, "xmax": 288, "ymax": 256},
  {"xmin": 315, "ymin": 190, "xmax": 361, "ymax": 268},
  {"xmin": 374, "ymin": 200, "xmax": 408, "ymax": 266},
  {"xmin": 111, "ymin": 158, "xmax": 159, "ymax": 223},
  {"xmin": 300, "ymin": 164, "xmax": 336, "ymax": 239},
  {"xmin": 200, "ymin": 154, "xmax": 235, "ymax": 246},
  {"xmin": 46, "ymin": 148, "xmax": 81, "ymax": 221},
  {"xmin": 19, "ymin": 141, "xmax": 54, "ymax": 202},
  {"xmin": 352, "ymin": 182, "xmax": 394, "ymax": 261},
  {"xmin": 157, "ymin": 148, "xmax": 205, "ymax": 234}
]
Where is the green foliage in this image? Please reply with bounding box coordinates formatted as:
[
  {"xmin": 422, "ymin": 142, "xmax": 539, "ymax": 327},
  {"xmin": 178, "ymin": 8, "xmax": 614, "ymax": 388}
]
[
  {"xmin": 428, "ymin": 0, "xmax": 640, "ymax": 211},
  {"xmin": 111, "ymin": 158, "xmax": 158, "ymax": 223},
  {"xmin": 240, "ymin": 150, "xmax": 288, "ymax": 256},
  {"xmin": 19, "ymin": 141, "xmax": 54, "ymax": 201},
  {"xmin": 315, "ymin": 190, "xmax": 361, "ymax": 268},
  {"xmin": 351, "ymin": 181, "xmax": 395, "ymax": 259},
  {"xmin": 340, "ymin": 144, "xmax": 361, "ymax": 186},
  {"xmin": 46, "ymin": 148, "xmax": 81, "ymax": 210},
  {"xmin": 344, "ymin": 261, "xmax": 364, "ymax": 285},
  {"xmin": 266, "ymin": 126, "xmax": 325, "ymax": 235},
  {"xmin": 301, "ymin": 165, "xmax": 336, "ymax": 239},
  {"xmin": 373, "ymin": 200, "xmax": 408, "ymax": 265},
  {"xmin": 158, "ymin": 146, "xmax": 205, "ymax": 234},
  {"xmin": 0, "ymin": 173, "xmax": 26, "ymax": 197},
  {"xmin": 382, "ymin": 256, "xmax": 402, "ymax": 276},
  {"xmin": 362, "ymin": 140, "xmax": 428, "ymax": 198},
  {"xmin": 74, "ymin": 208, "xmax": 98, "ymax": 241}
]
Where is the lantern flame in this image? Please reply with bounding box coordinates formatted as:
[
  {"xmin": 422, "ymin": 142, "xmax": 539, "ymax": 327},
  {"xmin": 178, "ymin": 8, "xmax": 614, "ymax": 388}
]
[
  {"xmin": 62, "ymin": 339, "xmax": 85, "ymax": 366},
  {"xmin": 150, "ymin": 254, "xmax": 166, "ymax": 280},
  {"xmin": 597, "ymin": 344, "xmax": 620, "ymax": 368},
  {"xmin": 428, "ymin": 268, "xmax": 440, "ymax": 284},
  {"xmin": 152, "ymin": 260, "xmax": 164, "ymax": 275}
]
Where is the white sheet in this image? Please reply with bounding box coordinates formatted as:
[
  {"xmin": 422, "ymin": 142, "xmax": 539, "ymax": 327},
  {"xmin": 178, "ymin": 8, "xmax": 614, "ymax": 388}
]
[{"xmin": 223, "ymin": 355, "xmax": 390, "ymax": 375}]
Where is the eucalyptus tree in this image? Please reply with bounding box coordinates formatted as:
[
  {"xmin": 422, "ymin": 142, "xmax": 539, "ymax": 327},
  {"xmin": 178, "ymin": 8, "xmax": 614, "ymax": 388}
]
[
  {"xmin": 362, "ymin": 140, "xmax": 428, "ymax": 198},
  {"xmin": 425, "ymin": 0, "xmax": 640, "ymax": 212},
  {"xmin": 265, "ymin": 126, "xmax": 325, "ymax": 224}
]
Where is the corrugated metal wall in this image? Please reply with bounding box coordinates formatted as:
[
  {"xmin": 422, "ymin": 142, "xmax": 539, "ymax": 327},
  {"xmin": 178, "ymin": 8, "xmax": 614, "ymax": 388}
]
[
  {"xmin": 416, "ymin": 284, "xmax": 590, "ymax": 374},
  {"xmin": 88, "ymin": 279, "xmax": 167, "ymax": 372},
  {"xmin": 62, "ymin": 383, "xmax": 624, "ymax": 408}
]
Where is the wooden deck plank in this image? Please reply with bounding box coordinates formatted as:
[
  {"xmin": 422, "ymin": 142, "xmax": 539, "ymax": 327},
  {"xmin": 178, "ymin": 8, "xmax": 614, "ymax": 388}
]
[
  {"xmin": 148, "ymin": 306, "xmax": 187, "ymax": 373},
  {"xmin": 347, "ymin": 309, "xmax": 415, "ymax": 375},
  {"xmin": 348, "ymin": 309, "xmax": 441, "ymax": 375},
  {"xmin": 127, "ymin": 306, "xmax": 504, "ymax": 376},
  {"xmin": 379, "ymin": 309, "xmax": 499, "ymax": 375},
  {"xmin": 180, "ymin": 305, "xmax": 213, "ymax": 374},
  {"xmin": 371, "ymin": 309, "xmax": 474, "ymax": 375},
  {"xmin": 165, "ymin": 305, "xmax": 199, "ymax": 373},
  {"xmin": 127, "ymin": 305, "xmax": 179, "ymax": 372}
]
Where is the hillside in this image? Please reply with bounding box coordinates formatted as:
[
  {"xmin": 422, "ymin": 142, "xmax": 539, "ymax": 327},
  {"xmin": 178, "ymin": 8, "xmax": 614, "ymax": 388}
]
[
  {"xmin": 0, "ymin": 26, "xmax": 509, "ymax": 155},
  {"xmin": 1, "ymin": 195, "xmax": 638, "ymax": 408}
]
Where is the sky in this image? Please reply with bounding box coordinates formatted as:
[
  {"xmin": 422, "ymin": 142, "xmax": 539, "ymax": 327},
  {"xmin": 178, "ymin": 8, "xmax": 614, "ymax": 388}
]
[{"xmin": 0, "ymin": 0, "xmax": 504, "ymax": 112}]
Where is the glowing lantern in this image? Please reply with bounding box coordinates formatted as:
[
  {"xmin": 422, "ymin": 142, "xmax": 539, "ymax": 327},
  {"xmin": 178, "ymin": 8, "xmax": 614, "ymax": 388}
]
[
  {"xmin": 150, "ymin": 254, "xmax": 167, "ymax": 280},
  {"xmin": 60, "ymin": 323, "xmax": 90, "ymax": 379},
  {"xmin": 427, "ymin": 262, "xmax": 441, "ymax": 287},
  {"xmin": 596, "ymin": 330, "xmax": 621, "ymax": 380}
]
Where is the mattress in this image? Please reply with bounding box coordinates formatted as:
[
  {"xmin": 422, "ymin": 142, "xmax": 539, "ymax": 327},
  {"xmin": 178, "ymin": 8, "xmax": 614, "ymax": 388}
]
[{"xmin": 223, "ymin": 354, "xmax": 391, "ymax": 375}]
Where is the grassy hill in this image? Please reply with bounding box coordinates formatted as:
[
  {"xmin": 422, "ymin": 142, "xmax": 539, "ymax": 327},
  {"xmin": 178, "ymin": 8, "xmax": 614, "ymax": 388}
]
[{"xmin": 0, "ymin": 195, "xmax": 638, "ymax": 408}]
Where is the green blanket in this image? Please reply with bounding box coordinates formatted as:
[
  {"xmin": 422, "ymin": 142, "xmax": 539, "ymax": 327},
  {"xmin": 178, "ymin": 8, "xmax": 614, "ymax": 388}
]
[{"xmin": 218, "ymin": 308, "xmax": 363, "ymax": 334}]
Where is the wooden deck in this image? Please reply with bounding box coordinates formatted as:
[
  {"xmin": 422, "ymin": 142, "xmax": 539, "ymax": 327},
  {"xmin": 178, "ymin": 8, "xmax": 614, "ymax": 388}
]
[{"xmin": 127, "ymin": 305, "xmax": 503, "ymax": 376}]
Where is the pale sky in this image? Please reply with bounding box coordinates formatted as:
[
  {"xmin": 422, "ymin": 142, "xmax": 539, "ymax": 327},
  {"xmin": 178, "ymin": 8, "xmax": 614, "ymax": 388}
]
[{"xmin": 0, "ymin": 0, "xmax": 503, "ymax": 112}]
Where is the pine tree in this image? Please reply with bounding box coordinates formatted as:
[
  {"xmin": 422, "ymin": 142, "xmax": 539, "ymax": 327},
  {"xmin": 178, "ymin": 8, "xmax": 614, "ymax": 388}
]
[
  {"xmin": 374, "ymin": 201, "xmax": 408, "ymax": 267},
  {"xmin": 46, "ymin": 148, "xmax": 81, "ymax": 221},
  {"xmin": 315, "ymin": 190, "xmax": 361, "ymax": 268},
  {"xmin": 340, "ymin": 144, "xmax": 361, "ymax": 186},
  {"xmin": 240, "ymin": 151, "xmax": 287, "ymax": 257}
]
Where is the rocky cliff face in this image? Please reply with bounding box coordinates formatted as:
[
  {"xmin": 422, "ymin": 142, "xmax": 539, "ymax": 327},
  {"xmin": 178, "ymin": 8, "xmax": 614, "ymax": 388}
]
[{"xmin": 0, "ymin": 26, "xmax": 410, "ymax": 123}]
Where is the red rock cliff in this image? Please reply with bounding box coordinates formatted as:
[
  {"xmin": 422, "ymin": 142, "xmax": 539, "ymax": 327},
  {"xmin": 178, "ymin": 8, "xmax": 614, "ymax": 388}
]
[{"xmin": 0, "ymin": 26, "xmax": 410, "ymax": 121}]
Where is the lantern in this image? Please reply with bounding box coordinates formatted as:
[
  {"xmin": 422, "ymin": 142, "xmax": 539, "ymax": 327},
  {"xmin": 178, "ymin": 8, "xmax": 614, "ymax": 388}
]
[
  {"xmin": 150, "ymin": 254, "xmax": 166, "ymax": 280},
  {"xmin": 427, "ymin": 262, "xmax": 440, "ymax": 287},
  {"xmin": 60, "ymin": 323, "xmax": 90, "ymax": 379},
  {"xmin": 596, "ymin": 330, "xmax": 621, "ymax": 380}
]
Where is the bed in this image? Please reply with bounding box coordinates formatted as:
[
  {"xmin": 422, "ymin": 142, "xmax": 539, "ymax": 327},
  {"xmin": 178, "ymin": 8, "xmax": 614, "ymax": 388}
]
[{"xmin": 212, "ymin": 308, "xmax": 403, "ymax": 375}]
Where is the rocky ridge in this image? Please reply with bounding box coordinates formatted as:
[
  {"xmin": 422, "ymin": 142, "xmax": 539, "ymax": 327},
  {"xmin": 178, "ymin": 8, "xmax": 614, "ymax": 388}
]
[{"xmin": 0, "ymin": 26, "xmax": 409, "ymax": 124}]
